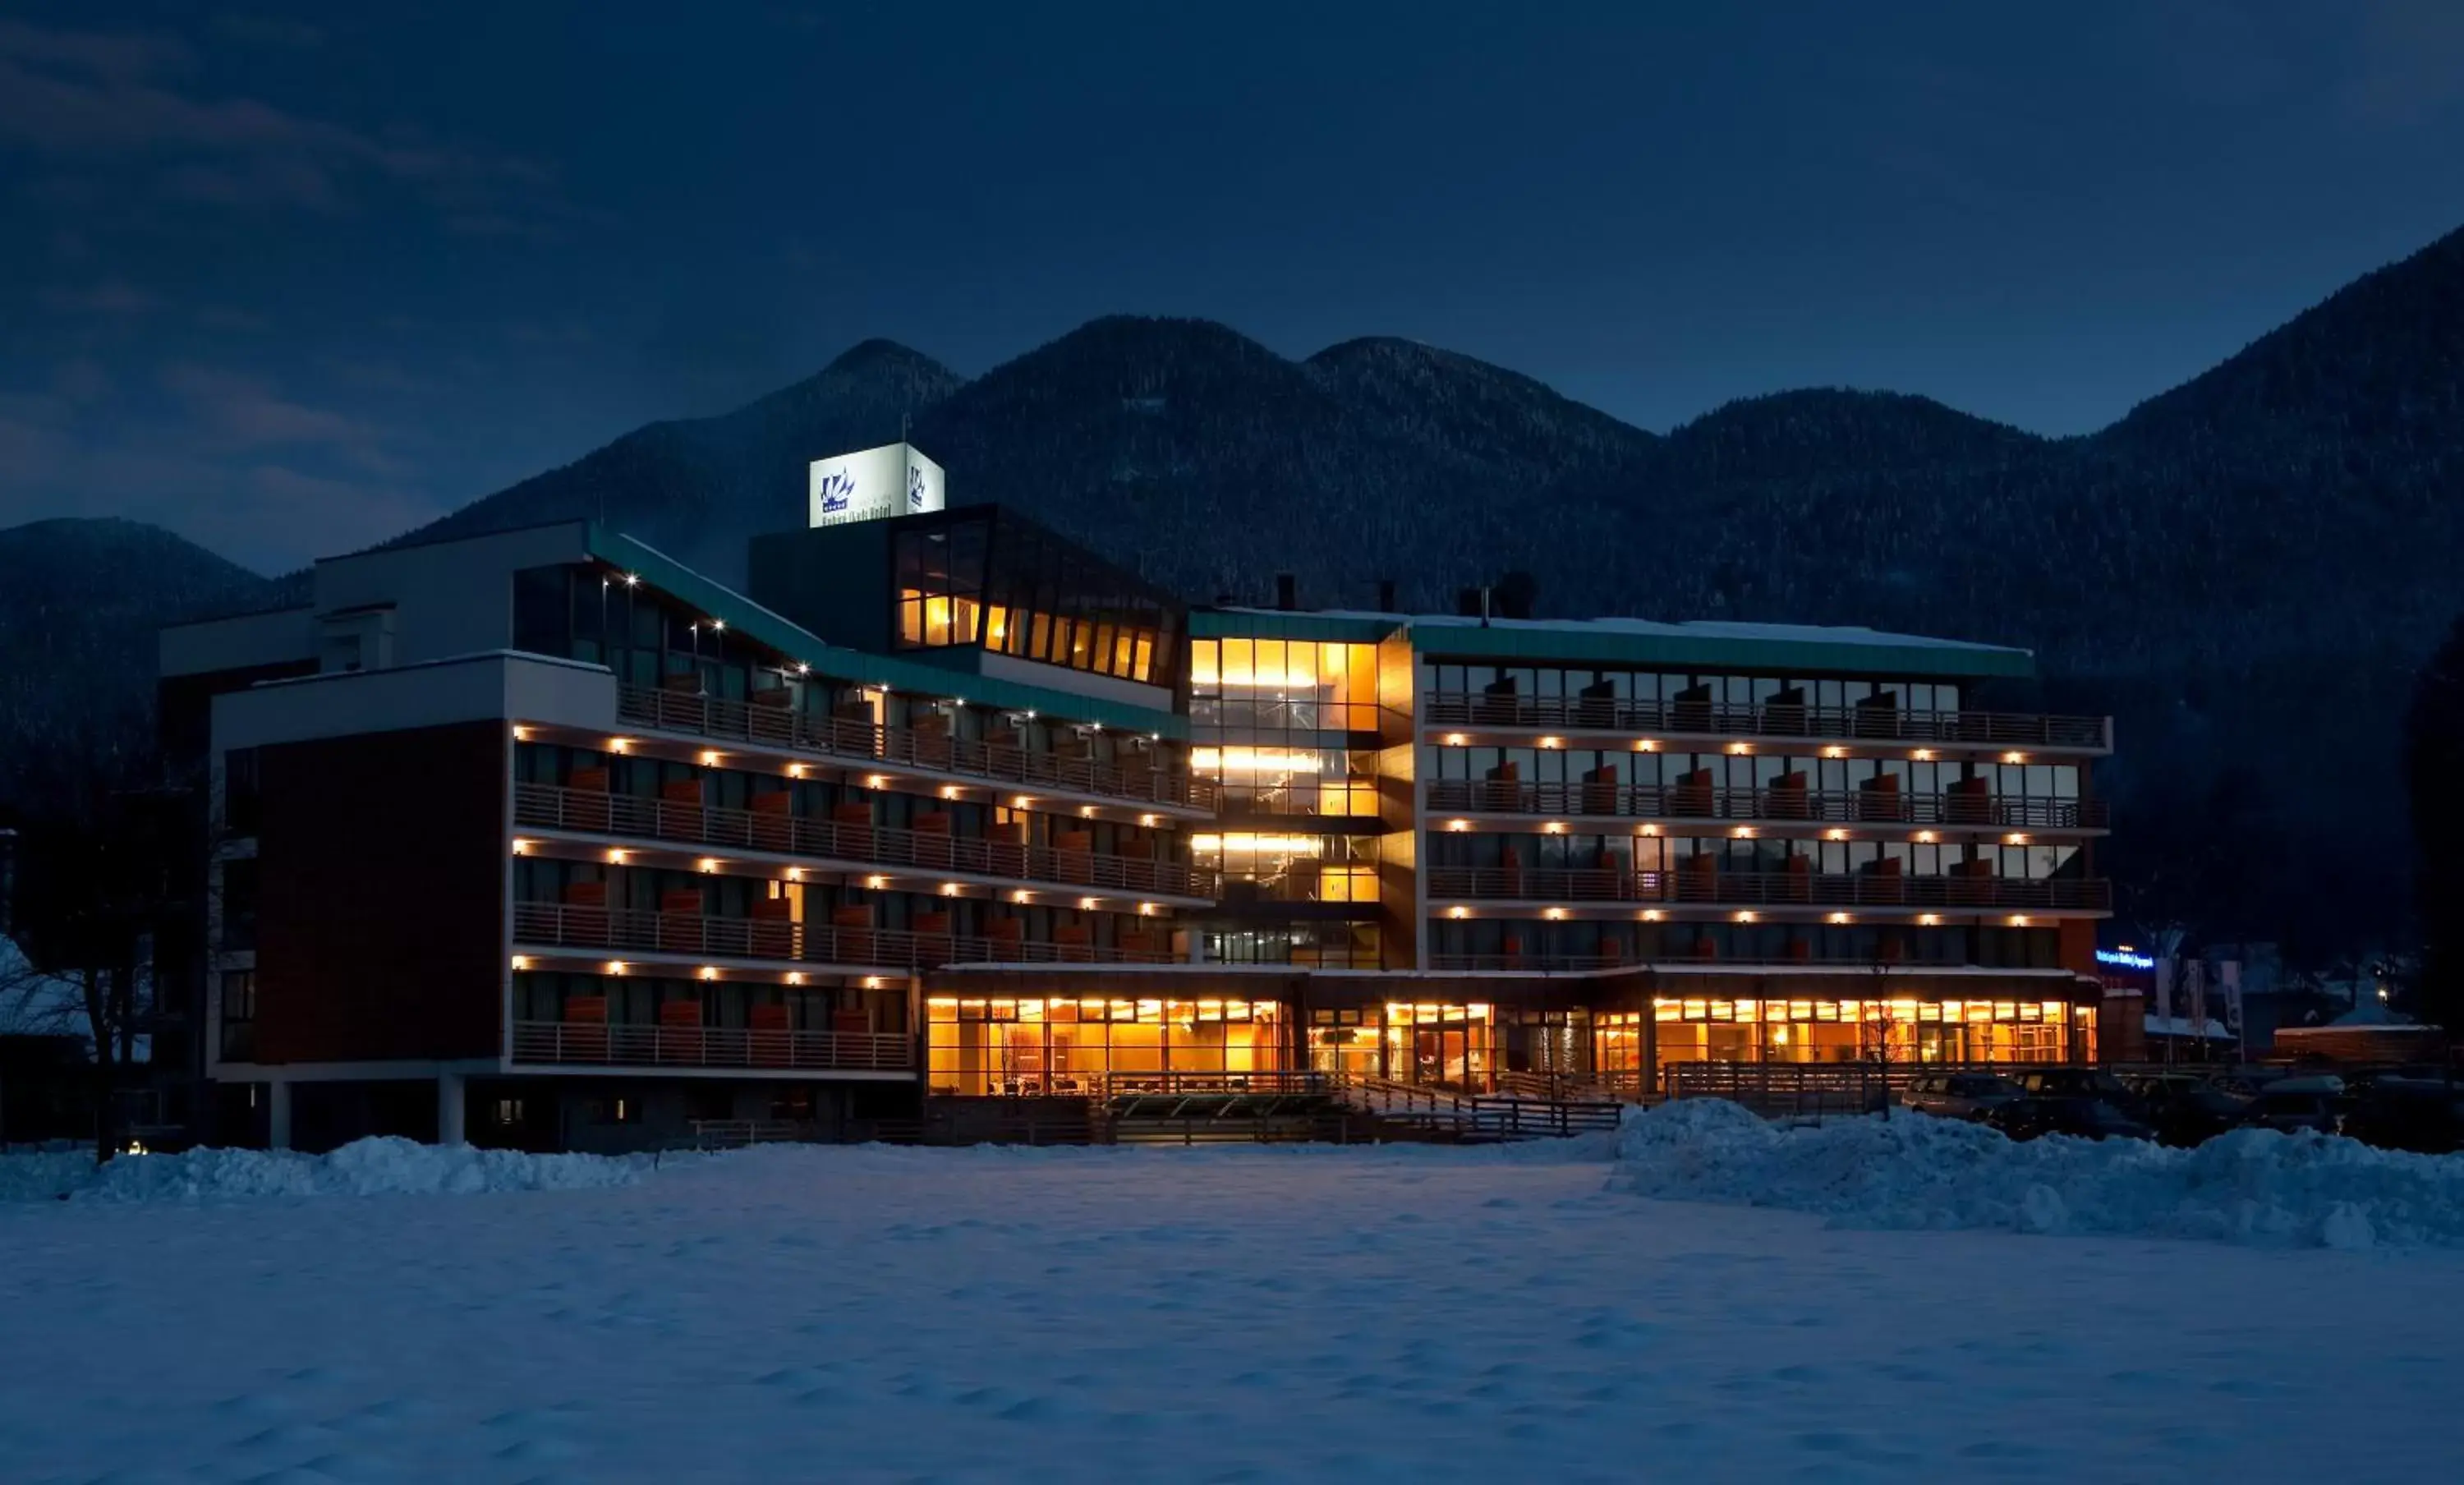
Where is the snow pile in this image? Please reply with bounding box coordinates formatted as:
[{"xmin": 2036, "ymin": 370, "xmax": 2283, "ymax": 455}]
[
  {"xmin": 1616, "ymin": 1098, "xmax": 2464, "ymax": 1249},
  {"xmin": 0, "ymin": 1137, "xmax": 643, "ymax": 1204}
]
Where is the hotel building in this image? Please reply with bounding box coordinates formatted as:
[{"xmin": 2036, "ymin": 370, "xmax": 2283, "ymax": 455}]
[{"xmin": 159, "ymin": 443, "xmax": 2114, "ymax": 1151}]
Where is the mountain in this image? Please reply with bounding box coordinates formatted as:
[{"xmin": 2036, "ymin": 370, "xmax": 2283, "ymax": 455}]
[
  {"xmin": 20, "ymin": 223, "xmax": 2464, "ymax": 956},
  {"xmin": 0, "ymin": 518, "xmax": 277, "ymax": 811},
  {"xmin": 397, "ymin": 339, "xmax": 963, "ymax": 578}
]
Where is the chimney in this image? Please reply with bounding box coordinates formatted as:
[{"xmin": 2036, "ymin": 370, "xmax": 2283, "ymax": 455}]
[
  {"xmin": 1275, "ymin": 573, "xmax": 1297, "ymax": 611},
  {"xmin": 1377, "ymin": 578, "xmax": 1397, "ymax": 613}
]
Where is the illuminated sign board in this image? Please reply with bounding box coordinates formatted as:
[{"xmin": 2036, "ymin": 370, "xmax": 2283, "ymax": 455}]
[
  {"xmin": 2095, "ymin": 949, "xmax": 2156, "ymax": 971},
  {"xmin": 807, "ymin": 441, "xmax": 946, "ymax": 526}
]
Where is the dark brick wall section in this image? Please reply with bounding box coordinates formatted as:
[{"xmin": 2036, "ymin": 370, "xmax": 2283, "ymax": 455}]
[{"xmin": 255, "ymin": 721, "xmax": 505, "ymax": 1064}]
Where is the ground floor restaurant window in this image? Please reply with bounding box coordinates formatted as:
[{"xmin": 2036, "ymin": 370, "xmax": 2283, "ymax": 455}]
[
  {"xmin": 928, "ymin": 997, "xmax": 1286, "ymax": 1096},
  {"xmin": 1653, "ymin": 997, "xmax": 2094, "ymax": 1066},
  {"xmin": 1308, "ymin": 1005, "xmax": 1595, "ymax": 1092}
]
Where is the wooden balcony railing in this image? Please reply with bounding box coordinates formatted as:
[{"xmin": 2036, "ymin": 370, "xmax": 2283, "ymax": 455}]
[
  {"xmin": 1422, "ymin": 693, "xmax": 2110, "ymax": 751},
  {"xmin": 513, "ymin": 782, "xmax": 1216, "ymax": 900},
  {"xmin": 1425, "ymin": 779, "xmax": 2108, "ymax": 830},
  {"xmin": 615, "ymin": 683, "xmax": 1215, "ymax": 811},
  {"xmin": 510, "ymin": 1019, "xmax": 912, "ymax": 1072},
  {"xmin": 511, "ymin": 901, "xmax": 1178, "ymax": 968},
  {"xmin": 1423, "ymin": 867, "xmax": 2112, "ymax": 911}
]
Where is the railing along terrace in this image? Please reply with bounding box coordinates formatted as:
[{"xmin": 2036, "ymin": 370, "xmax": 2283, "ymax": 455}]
[
  {"xmin": 513, "ymin": 782, "xmax": 1216, "ymax": 899},
  {"xmin": 1423, "ymin": 866, "xmax": 2112, "ymax": 910},
  {"xmin": 1422, "ymin": 951, "xmax": 2048, "ymax": 972},
  {"xmin": 510, "ymin": 1019, "xmax": 912, "ymax": 1072},
  {"xmin": 511, "ymin": 901, "xmax": 1178, "ymax": 967},
  {"xmin": 1421, "ymin": 693, "xmax": 2109, "ymax": 750},
  {"xmin": 616, "ymin": 683, "xmax": 1216, "ymax": 811},
  {"xmin": 1424, "ymin": 779, "xmax": 2107, "ymax": 830}
]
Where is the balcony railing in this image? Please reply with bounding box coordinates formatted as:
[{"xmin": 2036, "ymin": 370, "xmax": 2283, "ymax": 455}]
[
  {"xmin": 1422, "ymin": 693, "xmax": 2109, "ymax": 751},
  {"xmin": 513, "ymin": 782, "xmax": 1216, "ymax": 900},
  {"xmin": 1423, "ymin": 952, "xmax": 2034, "ymax": 972},
  {"xmin": 512, "ymin": 901, "xmax": 1178, "ymax": 967},
  {"xmin": 1425, "ymin": 779, "xmax": 2108, "ymax": 830},
  {"xmin": 615, "ymin": 683, "xmax": 1216, "ymax": 811},
  {"xmin": 1424, "ymin": 867, "xmax": 2112, "ymax": 911},
  {"xmin": 510, "ymin": 1019, "xmax": 913, "ymax": 1072}
]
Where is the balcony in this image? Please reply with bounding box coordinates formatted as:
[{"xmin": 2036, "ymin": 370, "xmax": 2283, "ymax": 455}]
[
  {"xmin": 512, "ymin": 901, "xmax": 1179, "ymax": 967},
  {"xmin": 510, "ymin": 1019, "xmax": 912, "ymax": 1073},
  {"xmin": 1425, "ymin": 779, "xmax": 2108, "ymax": 830},
  {"xmin": 615, "ymin": 683, "xmax": 1216, "ymax": 812},
  {"xmin": 1421, "ymin": 693, "xmax": 2110, "ymax": 752},
  {"xmin": 1423, "ymin": 867, "xmax": 2112, "ymax": 912},
  {"xmin": 513, "ymin": 782, "xmax": 1216, "ymax": 901}
]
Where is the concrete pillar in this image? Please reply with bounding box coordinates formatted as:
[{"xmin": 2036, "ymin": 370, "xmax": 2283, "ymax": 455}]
[
  {"xmin": 438, "ymin": 1072, "xmax": 467, "ymax": 1146},
  {"xmin": 267, "ymin": 1080, "xmax": 293, "ymax": 1150}
]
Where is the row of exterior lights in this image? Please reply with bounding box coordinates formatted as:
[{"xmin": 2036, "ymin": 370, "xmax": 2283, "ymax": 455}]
[
  {"xmin": 1445, "ymin": 818, "xmax": 2034, "ymax": 846},
  {"xmin": 513, "ymin": 954, "xmax": 891, "ymax": 990},
  {"xmin": 517, "ymin": 840, "xmax": 1158, "ymax": 913},
  {"xmin": 1434, "ymin": 732, "xmax": 2030, "ymax": 767},
  {"xmin": 1443, "ymin": 907, "xmax": 2031, "ymax": 927}
]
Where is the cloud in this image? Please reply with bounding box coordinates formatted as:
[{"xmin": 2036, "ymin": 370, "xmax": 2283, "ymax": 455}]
[
  {"xmin": 0, "ymin": 17, "xmax": 561, "ymax": 224},
  {"xmin": 158, "ymin": 364, "xmax": 405, "ymax": 475},
  {"xmin": 37, "ymin": 280, "xmax": 158, "ymax": 317}
]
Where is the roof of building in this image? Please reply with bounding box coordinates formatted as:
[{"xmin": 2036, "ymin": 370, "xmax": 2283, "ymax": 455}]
[
  {"xmin": 1195, "ymin": 608, "xmax": 2034, "ymax": 679},
  {"xmin": 591, "ymin": 527, "xmax": 1188, "ymax": 738}
]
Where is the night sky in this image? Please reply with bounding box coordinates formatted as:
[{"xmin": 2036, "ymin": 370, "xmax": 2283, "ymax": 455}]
[{"xmin": 3, "ymin": 1, "xmax": 2460, "ymax": 572}]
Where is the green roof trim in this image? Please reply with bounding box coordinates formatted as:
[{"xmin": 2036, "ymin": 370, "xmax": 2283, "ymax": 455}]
[
  {"xmin": 587, "ymin": 526, "xmax": 1188, "ymax": 737},
  {"xmin": 1190, "ymin": 609, "xmax": 1401, "ymax": 644},
  {"xmin": 1405, "ymin": 622, "xmax": 2034, "ymax": 680}
]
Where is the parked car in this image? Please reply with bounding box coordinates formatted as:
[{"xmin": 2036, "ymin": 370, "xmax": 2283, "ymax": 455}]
[
  {"xmin": 2125, "ymin": 1075, "xmax": 2251, "ymax": 1147},
  {"xmin": 2342, "ymin": 1078, "xmax": 2464, "ymax": 1154},
  {"xmin": 1901, "ymin": 1072, "xmax": 2025, "ymax": 1120},
  {"xmin": 1983, "ymin": 1096, "xmax": 2154, "ymax": 1142},
  {"xmin": 2236, "ymin": 1076, "xmax": 2347, "ymax": 1135},
  {"xmin": 2014, "ymin": 1068, "xmax": 2148, "ymax": 1119}
]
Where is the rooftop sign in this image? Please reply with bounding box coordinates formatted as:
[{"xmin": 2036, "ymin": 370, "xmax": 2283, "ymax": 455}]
[{"xmin": 808, "ymin": 441, "xmax": 945, "ymax": 527}]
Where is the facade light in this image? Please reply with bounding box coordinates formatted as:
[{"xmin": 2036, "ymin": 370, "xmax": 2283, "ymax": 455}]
[
  {"xmin": 699, "ymin": 749, "xmax": 723, "ymax": 766},
  {"xmin": 1448, "ymin": 906, "xmax": 1469, "ymax": 919},
  {"xmin": 1014, "ymin": 795, "xmax": 1034, "ymax": 808},
  {"xmin": 607, "ymin": 960, "xmax": 627, "ymax": 975},
  {"xmin": 2002, "ymin": 752, "xmax": 2028, "ymax": 765},
  {"xmin": 795, "ymin": 662, "xmax": 810, "ymax": 675},
  {"xmin": 2009, "ymin": 915, "xmax": 2031, "ymax": 927},
  {"xmin": 622, "ymin": 572, "xmax": 640, "ymax": 587},
  {"xmin": 1080, "ymin": 805, "xmax": 1096, "ymax": 817},
  {"xmin": 1543, "ymin": 821, "xmax": 1566, "ymax": 834},
  {"xmin": 1821, "ymin": 746, "xmax": 1846, "ymax": 760},
  {"xmin": 941, "ymin": 785, "xmax": 962, "ymax": 801},
  {"xmin": 1078, "ymin": 896, "xmax": 1098, "ymax": 910},
  {"xmin": 1138, "ymin": 813, "xmax": 1159, "ymax": 828},
  {"xmin": 866, "ymin": 774, "xmax": 890, "ymax": 789},
  {"xmin": 1727, "ymin": 742, "xmax": 1753, "ymax": 756},
  {"xmin": 2006, "ymin": 833, "xmax": 2030, "ymax": 846},
  {"xmin": 1825, "ymin": 829, "xmax": 1848, "ymax": 842},
  {"xmin": 1911, "ymin": 748, "xmax": 1934, "ymax": 762},
  {"xmin": 609, "ymin": 738, "xmax": 632, "ymax": 754},
  {"xmin": 1919, "ymin": 913, "xmax": 1942, "ymax": 926},
  {"xmin": 510, "ymin": 955, "xmax": 530, "ymax": 971},
  {"xmin": 697, "ymin": 857, "xmax": 720, "ymax": 874},
  {"xmin": 710, "ymin": 619, "xmax": 726, "ymax": 632},
  {"xmin": 784, "ymin": 867, "xmax": 803, "ymax": 882},
  {"xmin": 785, "ymin": 972, "xmax": 805, "ymax": 986},
  {"xmin": 1639, "ymin": 824, "xmax": 1659, "ymax": 837},
  {"xmin": 1732, "ymin": 826, "xmax": 1755, "ymax": 839},
  {"xmin": 1641, "ymin": 909, "xmax": 1662, "ymax": 922},
  {"xmin": 512, "ymin": 838, "xmax": 532, "ymax": 855},
  {"xmin": 1013, "ymin": 890, "xmax": 1032, "ymax": 903},
  {"xmin": 1634, "ymin": 740, "xmax": 1658, "ymax": 752},
  {"xmin": 1735, "ymin": 911, "xmax": 1758, "ymax": 924},
  {"xmin": 1544, "ymin": 907, "xmax": 1567, "ymax": 921},
  {"xmin": 1827, "ymin": 913, "xmax": 1851, "ymax": 926},
  {"xmin": 513, "ymin": 725, "xmax": 531, "ymax": 742},
  {"xmin": 940, "ymin": 882, "xmax": 961, "ymax": 896},
  {"xmin": 862, "ymin": 976, "xmax": 885, "ymax": 990},
  {"xmin": 786, "ymin": 763, "xmax": 807, "ymax": 779},
  {"xmin": 1447, "ymin": 819, "xmax": 1470, "ymax": 832},
  {"xmin": 1538, "ymin": 736, "xmax": 1563, "ymax": 750},
  {"xmin": 1138, "ymin": 902, "xmax": 1158, "ymax": 917},
  {"xmin": 864, "ymin": 874, "xmax": 887, "ymax": 890},
  {"xmin": 605, "ymin": 848, "xmax": 627, "ymax": 865},
  {"xmin": 698, "ymin": 966, "xmax": 719, "ymax": 981},
  {"xmin": 1915, "ymin": 831, "xmax": 1937, "ymax": 844},
  {"xmin": 1442, "ymin": 733, "xmax": 1469, "ymax": 746}
]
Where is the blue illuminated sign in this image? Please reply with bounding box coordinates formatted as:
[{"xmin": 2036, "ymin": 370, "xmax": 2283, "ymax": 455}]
[
  {"xmin": 2095, "ymin": 949, "xmax": 2156, "ymax": 970},
  {"xmin": 816, "ymin": 469, "xmax": 856, "ymax": 514}
]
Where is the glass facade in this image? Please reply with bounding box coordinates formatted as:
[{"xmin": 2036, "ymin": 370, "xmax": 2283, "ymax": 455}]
[
  {"xmin": 893, "ymin": 511, "xmax": 1181, "ymax": 687},
  {"xmin": 1653, "ymin": 995, "xmax": 2094, "ymax": 1067},
  {"xmin": 927, "ymin": 995, "xmax": 1287, "ymax": 1096}
]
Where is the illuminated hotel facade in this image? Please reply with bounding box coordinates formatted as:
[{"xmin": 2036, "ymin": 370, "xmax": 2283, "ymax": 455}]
[{"xmin": 159, "ymin": 443, "xmax": 2114, "ymax": 1150}]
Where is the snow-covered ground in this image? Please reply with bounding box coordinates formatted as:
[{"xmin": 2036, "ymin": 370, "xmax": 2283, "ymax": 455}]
[{"xmin": 5, "ymin": 1124, "xmax": 2460, "ymax": 1483}]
